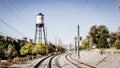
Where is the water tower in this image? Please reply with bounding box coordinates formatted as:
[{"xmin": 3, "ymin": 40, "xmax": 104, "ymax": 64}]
[{"xmin": 34, "ymin": 13, "xmax": 46, "ymax": 44}]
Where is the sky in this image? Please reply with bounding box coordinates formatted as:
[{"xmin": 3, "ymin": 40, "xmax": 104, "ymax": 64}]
[{"xmin": 0, "ymin": 0, "xmax": 120, "ymax": 47}]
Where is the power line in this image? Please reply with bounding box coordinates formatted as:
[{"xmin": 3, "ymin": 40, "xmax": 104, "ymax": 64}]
[
  {"xmin": 0, "ymin": 18, "xmax": 25, "ymax": 37},
  {"xmin": 76, "ymin": 0, "xmax": 115, "ymax": 22},
  {"xmin": 14, "ymin": 0, "xmax": 34, "ymax": 22},
  {"xmin": 1, "ymin": 0, "xmax": 21, "ymax": 20},
  {"xmin": 85, "ymin": 0, "xmax": 105, "ymax": 17},
  {"xmin": 93, "ymin": 0, "xmax": 114, "ymax": 17},
  {"xmin": 75, "ymin": 0, "xmax": 88, "ymax": 23},
  {"xmin": 8, "ymin": 0, "xmax": 32, "ymax": 26},
  {"xmin": 7, "ymin": 0, "xmax": 34, "ymax": 26},
  {"xmin": 0, "ymin": 0, "xmax": 36, "ymax": 39},
  {"xmin": 7, "ymin": 0, "xmax": 31, "ymax": 22},
  {"xmin": 72, "ymin": 0, "xmax": 84, "ymax": 23},
  {"xmin": 17, "ymin": 0, "xmax": 35, "ymax": 19},
  {"xmin": 1, "ymin": 0, "xmax": 34, "ymax": 29}
]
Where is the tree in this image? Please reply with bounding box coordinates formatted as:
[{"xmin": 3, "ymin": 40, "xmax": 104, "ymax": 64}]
[
  {"xmin": 117, "ymin": 27, "xmax": 120, "ymax": 40},
  {"xmin": 0, "ymin": 44, "xmax": 5, "ymax": 58},
  {"xmin": 47, "ymin": 43, "xmax": 56, "ymax": 53},
  {"xmin": 0, "ymin": 35, "xmax": 19, "ymax": 58},
  {"xmin": 89, "ymin": 25, "xmax": 98, "ymax": 45},
  {"xmin": 114, "ymin": 39, "xmax": 120, "ymax": 49},
  {"xmin": 32, "ymin": 43, "xmax": 46, "ymax": 55},
  {"xmin": 89, "ymin": 25, "xmax": 109, "ymax": 48},
  {"xmin": 20, "ymin": 43, "xmax": 33, "ymax": 55},
  {"xmin": 5, "ymin": 44, "xmax": 18, "ymax": 58},
  {"xmin": 109, "ymin": 32, "xmax": 117, "ymax": 47},
  {"xmin": 98, "ymin": 35, "xmax": 109, "ymax": 48},
  {"xmin": 81, "ymin": 36, "xmax": 89, "ymax": 49}
]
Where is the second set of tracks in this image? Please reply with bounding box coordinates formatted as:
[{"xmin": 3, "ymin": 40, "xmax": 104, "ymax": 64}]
[
  {"xmin": 34, "ymin": 53, "xmax": 96, "ymax": 68},
  {"xmin": 65, "ymin": 53, "xmax": 96, "ymax": 68}
]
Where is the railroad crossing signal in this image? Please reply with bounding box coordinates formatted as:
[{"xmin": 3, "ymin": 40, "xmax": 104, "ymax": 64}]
[{"xmin": 75, "ymin": 36, "xmax": 82, "ymax": 41}]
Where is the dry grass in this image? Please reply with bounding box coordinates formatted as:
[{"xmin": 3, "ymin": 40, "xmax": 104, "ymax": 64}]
[{"xmin": 88, "ymin": 48, "xmax": 120, "ymax": 54}]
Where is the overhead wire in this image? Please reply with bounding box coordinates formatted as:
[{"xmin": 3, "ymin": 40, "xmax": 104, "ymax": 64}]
[
  {"xmin": 18, "ymin": 0, "xmax": 35, "ymax": 18},
  {"xmin": 6, "ymin": 0, "xmax": 34, "ymax": 27},
  {"xmin": 85, "ymin": 0, "xmax": 105, "ymax": 17},
  {"xmin": 92, "ymin": 0, "xmax": 115, "ymax": 17},
  {"xmin": 14, "ymin": 0, "xmax": 34, "ymax": 22},
  {"xmin": 75, "ymin": 0, "xmax": 88, "ymax": 23},
  {"xmin": 1, "ymin": 0, "xmax": 22, "ymax": 21},
  {"xmin": 74, "ymin": 0, "xmax": 115, "ymax": 23},
  {"xmin": 8, "ymin": 0, "xmax": 35, "ymax": 35},
  {"xmin": 7, "ymin": 0, "xmax": 32, "ymax": 25},
  {"xmin": 68, "ymin": 0, "xmax": 88, "ymax": 40},
  {"xmin": 0, "ymin": 18, "xmax": 25, "ymax": 37},
  {"xmin": 74, "ymin": 0, "xmax": 84, "ymax": 18},
  {"xmin": 1, "ymin": 0, "xmax": 35, "ymax": 39},
  {"xmin": 1, "ymin": 0, "xmax": 34, "ymax": 30},
  {"xmin": 73, "ymin": 0, "xmax": 115, "ymax": 39},
  {"xmin": 7, "ymin": 0, "xmax": 34, "ymax": 26},
  {"xmin": 108, "ymin": 0, "xmax": 119, "ymax": 17}
]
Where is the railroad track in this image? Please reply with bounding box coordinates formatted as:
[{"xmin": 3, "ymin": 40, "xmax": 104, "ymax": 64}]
[
  {"xmin": 48, "ymin": 55, "xmax": 56, "ymax": 68},
  {"xmin": 65, "ymin": 53, "xmax": 96, "ymax": 68},
  {"xmin": 34, "ymin": 55, "xmax": 56, "ymax": 68}
]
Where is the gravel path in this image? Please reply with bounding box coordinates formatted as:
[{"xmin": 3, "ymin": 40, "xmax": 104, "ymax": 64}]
[
  {"xmin": 97, "ymin": 54, "xmax": 120, "ymax": 68},
  {"xmin": 71, "ymin": 49, "xmax": 120, "ymax": 68},
  {"xmin": 57, "ymin": 53, "xmax": 76, "ymax": 68}
]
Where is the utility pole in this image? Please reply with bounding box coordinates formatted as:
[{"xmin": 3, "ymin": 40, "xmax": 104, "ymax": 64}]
[
  {"xmin": 77, "ymin": 25, "xmax": 80, "ymax": 58},
  {"xmin": 75, "ymin": 37, "xmax": 77, "ymax": 53},
  {"xmin": 77, "ymin": 25, "xmax": 80, "ymax": 68},
  {"xmin": 70, "ymin": 43, "xmax": 71, "ymax": 51},
  {"xmin": 58, "ymin": 38, "xmax": 60, "ymax": 46},
  {"xmin": 58, "ymin": 38, "xmax": 61, "ymax": 53},
  {"xmin": 75, "ymin": 25, "xmax": 81, "ymax": 68},
  {"xmin": 55, "ymin": 36, "xmax": 57, "ymax": 46}
]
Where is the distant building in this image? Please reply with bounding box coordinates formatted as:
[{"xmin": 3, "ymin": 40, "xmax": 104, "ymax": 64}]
[{"xmin": 23, "ymin": 37, "xmax": 27, "ymax": 41}]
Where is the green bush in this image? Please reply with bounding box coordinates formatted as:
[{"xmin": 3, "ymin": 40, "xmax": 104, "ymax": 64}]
[
  {"xmin": 81, "ymin": 37, "xmax": 89, "ymax": 50},
  {"xmin": 32, "ymin": 43, "xmax": 46, "ymax": 55},
  {"xmin": 98, "ymin": 36, "xmax": 109, "ymax": 48},
  {"xmin": 47, "ymin": 45, "xmax": 55, "ymax": 53},
  {"xmin": 20, "ymin": 43, "xmax": 33, "ymax": 55},
  {"xmin": 5, "ymin": 44, "xmax": 18, "ymax": 58},
  {"xmin": 114, "ymin": 39, "xmax": 120, "ymax": 49}
]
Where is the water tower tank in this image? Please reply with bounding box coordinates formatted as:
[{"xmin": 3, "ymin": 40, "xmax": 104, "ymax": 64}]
[{"xmin": 36, "ymin": 13, "xmax": 44, "ymax": 24}]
